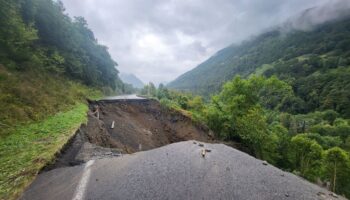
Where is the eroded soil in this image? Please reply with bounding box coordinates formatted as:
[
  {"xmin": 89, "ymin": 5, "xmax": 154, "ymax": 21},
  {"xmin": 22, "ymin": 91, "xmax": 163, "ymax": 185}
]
[{"xmin": 46, "ymin": 99, "xmax": 213, "ymax": 169}]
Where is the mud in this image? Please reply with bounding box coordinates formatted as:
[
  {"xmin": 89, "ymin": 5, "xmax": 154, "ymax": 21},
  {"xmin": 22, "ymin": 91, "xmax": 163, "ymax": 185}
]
[{"xmin": 46, "ymin": 99, "xmax": 213, "ymax": 170}]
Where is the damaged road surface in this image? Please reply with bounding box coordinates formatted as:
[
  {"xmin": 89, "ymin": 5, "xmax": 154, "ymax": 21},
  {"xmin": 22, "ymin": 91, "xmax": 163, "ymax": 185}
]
[
  {"xmin": 21, "ymin": 141, "xmax": 343, "ymax": 200},
  {"xmin": 20, "ymin": 96, "xmax": 344, "ymax": 200}
]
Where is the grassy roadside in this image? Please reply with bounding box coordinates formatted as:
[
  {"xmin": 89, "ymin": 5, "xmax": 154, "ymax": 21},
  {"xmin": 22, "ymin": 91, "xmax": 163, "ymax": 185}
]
[
  {"xmin": 0, "ymin": 66, "xmax": 102, "ymax": 137},
  {"xmin": 0, "ymin": 103, "xmax": 89, "ymax": 200}
]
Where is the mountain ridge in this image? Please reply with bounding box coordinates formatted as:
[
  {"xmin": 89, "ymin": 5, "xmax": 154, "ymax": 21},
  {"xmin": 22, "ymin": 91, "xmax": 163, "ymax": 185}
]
[
  {"xmin": 168, "ymin": 15, "xmax": 350, "ymax": 98},
  {"xmin": 120, "ymin": 73, "xmax": 144, "ymax": 88}
]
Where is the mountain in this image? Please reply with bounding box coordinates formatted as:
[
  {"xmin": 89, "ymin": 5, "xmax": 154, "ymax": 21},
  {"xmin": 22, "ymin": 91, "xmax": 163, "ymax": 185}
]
[
  {"xmin": 168, "ymin": 9, "xmax": 350, "ymax": 91},
  {"xmin": 168, "ymin": 14, "xmax": 350, "ymax": 101},
  {"xmin": 120, "ymin": 73, "xmax": 144, "ymax": 88}
]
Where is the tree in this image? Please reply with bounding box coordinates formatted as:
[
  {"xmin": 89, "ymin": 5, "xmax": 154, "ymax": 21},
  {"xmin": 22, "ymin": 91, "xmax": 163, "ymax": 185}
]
[
  {"xmin": 259, "ymin": 76, "xmax": 294, "ymax": 110},
  {"xmin": 323, "ymin": 110, "xmax": 339, "ymax": 125},
  {"xmin": 236, "ymin": 106, "xmax": 276, "ymax": 161},
  {"xmin": 0, "ymin": 0, "xmax": 37, "ymax": 65},
  {"xmin": 140, "ymin": 85, "xmax": 149, "ymax": 95},
  {"xmin": 148, "ymin": 82, "xmax": 157, "ymax": 97},
  {"xmin": 291, "ymin": 135, "xmax": 323, "ymax": 180},
  {"xmin": 156, "ymin": 83, "xmax": 169, "ymax": 99},
  {"xmin": 269, "ymin": 122, "xmax": 292, "ymax": 169},
  {"xmin": 188, "ymin": 96, "xmax": 204, "ymax": 111},
  {"xmin": 324, "ymin": 147, "xmax": 350, "ymax": 193},
  {"xmin": 205, "ymin": 76, "xmax": 296, "ymax": 161}
]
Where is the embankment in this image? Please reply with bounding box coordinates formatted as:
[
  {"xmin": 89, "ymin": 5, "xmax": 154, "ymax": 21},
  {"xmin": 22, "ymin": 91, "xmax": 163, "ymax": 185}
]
[{"xmin": 48, "ymin": 98, "xmax": 213, "ymax": 169}]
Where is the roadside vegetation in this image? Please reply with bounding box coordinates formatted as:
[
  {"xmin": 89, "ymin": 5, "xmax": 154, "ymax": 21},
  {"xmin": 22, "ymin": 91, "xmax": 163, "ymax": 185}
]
[
  {"xmin": 0, "ymin": 0, "xmax": 129, "ymax": 199},
  {"xmin": 143, "ymin": 76, "xmax": 350, "ymax": 198},
  {"xmin": 0, "ymin": 66, "xmax": 102, "ymax": 136},
  {"xmin": 0, "ymin": 0, "xmax": 130, "ymax": 134},
  {"xmin": 0, "ymin": 104, "xmax": 88, "ymax": 199}
]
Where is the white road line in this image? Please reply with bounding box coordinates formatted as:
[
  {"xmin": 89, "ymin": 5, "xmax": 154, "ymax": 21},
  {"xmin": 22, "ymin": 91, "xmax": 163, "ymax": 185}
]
[{"xmin": 72, "ymin": 160, "xmax": 95, "ymax": 200}]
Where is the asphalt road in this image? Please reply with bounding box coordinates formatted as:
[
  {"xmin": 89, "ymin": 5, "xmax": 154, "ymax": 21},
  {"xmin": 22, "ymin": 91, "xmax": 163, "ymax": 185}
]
[
  {"xmin": 20, "ymin": 141, "xmax": 343, "ymax": 200},
  {"xmin": 102, "ymin": 94, "xmax": 144, "ymax": 100}
]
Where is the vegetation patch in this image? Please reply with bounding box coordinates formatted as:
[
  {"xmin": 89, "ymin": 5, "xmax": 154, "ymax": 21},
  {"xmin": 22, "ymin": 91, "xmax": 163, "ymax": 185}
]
[
  {"xmin": 142, "ymin": 75, "xmax": 350, "ymax": 198},
  {"xmin": 0, "ymin": 103, "xmax": 88, "ymax": 200},
  {"xmin": 249, "ymin": 64, "xmax": 274, "ymax": 77},
  {"xmin": 0, "ymin": 0, "xmax": 129, "ymax": 199}
]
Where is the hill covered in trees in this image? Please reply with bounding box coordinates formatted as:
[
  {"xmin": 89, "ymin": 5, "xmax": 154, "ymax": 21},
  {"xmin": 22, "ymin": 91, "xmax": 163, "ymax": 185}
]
[
  {"xmin": 0, "ymin": 0, "xmax": 129, "ymax": 133},
  {"xmin": 168, "ymin": 15, "xmax": 350, "ymax": 117},
  {"xmin": 161, "ymin": 9, "xmax": 350, "ymax": 198}
]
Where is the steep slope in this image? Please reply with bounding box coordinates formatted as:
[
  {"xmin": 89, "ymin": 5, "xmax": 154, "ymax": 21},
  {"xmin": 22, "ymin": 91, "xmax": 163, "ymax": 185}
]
[
  {"xmin": 168, "ymin": 15, "xmax": 350, "ymax": 98},
  {"xmin": 119, "ymin": 73, "xmax": 144, "ymax": 88}
]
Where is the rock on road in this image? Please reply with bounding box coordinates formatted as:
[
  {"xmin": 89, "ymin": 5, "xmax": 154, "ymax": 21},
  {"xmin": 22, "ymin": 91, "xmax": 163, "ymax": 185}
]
[{"xmin": 21, "ymin": 141, "xmax": 343, "ymax": 200}]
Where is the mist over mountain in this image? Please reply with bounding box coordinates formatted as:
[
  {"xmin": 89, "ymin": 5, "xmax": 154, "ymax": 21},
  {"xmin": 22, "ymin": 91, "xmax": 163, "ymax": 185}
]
[
  {"xmin": 120, "ymin": 73, "xmax": 144, "ymax": 89},
  {"xmin": 281, "ymin": 0, "xmax": 350, "ymax": 32},
  {"xmin": 168, "ymin": 2, "xmax": 350, "ymax": 100}
]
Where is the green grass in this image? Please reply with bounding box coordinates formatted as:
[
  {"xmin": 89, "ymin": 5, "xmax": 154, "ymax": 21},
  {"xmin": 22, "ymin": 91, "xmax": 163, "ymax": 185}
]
[
  {"xmin": 0, "ymin": 103, "xmax": 88, "ymax": 200},
  {"xmin": 0, "ymin": 66, "xmax": 102, "ymax": 137}
]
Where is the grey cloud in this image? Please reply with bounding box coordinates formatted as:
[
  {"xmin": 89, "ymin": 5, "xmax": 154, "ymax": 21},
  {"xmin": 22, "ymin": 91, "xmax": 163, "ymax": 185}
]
[
  {"xmin": 283, "ymin": 0, "xmax": 350, "ymax": 31},
  {"xmin": 61, "ymin": 0, "xmax": 342, "ymax": 85}
]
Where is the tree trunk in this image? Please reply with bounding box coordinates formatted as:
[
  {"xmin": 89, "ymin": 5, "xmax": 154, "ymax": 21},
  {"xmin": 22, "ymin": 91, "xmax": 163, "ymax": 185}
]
[{"xmin": 333, "ymin": 162, "xmax": 337, "ymax": 192}]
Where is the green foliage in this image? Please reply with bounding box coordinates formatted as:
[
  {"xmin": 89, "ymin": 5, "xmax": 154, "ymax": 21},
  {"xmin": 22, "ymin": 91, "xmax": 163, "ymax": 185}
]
[
  {"xmin": 140, "ymin": 82, "xmax": 157, "ymax": 97},
  {"xmin": 202, "ymin": 76, "xmax": 295, "ymax": 161},
  {"xmin": 310, "ymin": 123, "xmax": 350, "ymax": 141},
  {"xmin": 0, "ymin": 103, "xmax": 88, "ymax": 199},
  {"xmin": 323, "ymin": 147, "xmax": 350, "ymax": 195},
  {"xmin": 0, "ymin": 1, "xmax": 134, "ymax": 198},
  {"xmin": 322, "ymin": 110, "xmax": 339, "ymax": 125},
  {"xmin": 167, "ymin": 21, "xmax": 350, "ymax": 194},
  {"xmin": 0, "ymin": 0, "xmax": 37, "ymax": 66},
  {"xmin": 269, "ymin": 122, "xmax": 292, "ymax": 169},
  {"xmin": 0, "ymin": 0, "xmax": 133, "ymax": 135},
  {"xmin": 0, "ymin": 0, "xmax": 126, "ymax": 90},
  {"xmin": 207, "ymin": 76, "xmax": 294, "ymax": 132},
  {"xmin": 291, "ymin": 135, "xmax": 323, "ymax": 180},
  {"xmin": 235, "ymin": 106, "xmax": 278, "ymax": 161},
  {"xmin": 0, "ymin": 66, "xmax": 102, "ymax": 137},
  {"xmin": 168, "ymin": 17, "xmax": 350, "ymax": 117},
  {"xmin": 187, "ymin": 96, "xmax": 205, "ymax": 111},
  {"xmin": 158, "ymin": 72, "xmax": 350, "ymax": 196},
  {"xmin": 301, "ymin": 133, "xmax": 342, "ymax": 150},
  {"xmin": 294, "ymin": 67, "xmax": 350, "ymax": 117}
]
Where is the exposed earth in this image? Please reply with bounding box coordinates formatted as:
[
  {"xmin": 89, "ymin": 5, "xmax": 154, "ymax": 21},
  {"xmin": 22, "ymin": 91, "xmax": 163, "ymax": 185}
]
[{"xmin": 46, "ymin": 97, "xmax": 213, "ymax": 169}]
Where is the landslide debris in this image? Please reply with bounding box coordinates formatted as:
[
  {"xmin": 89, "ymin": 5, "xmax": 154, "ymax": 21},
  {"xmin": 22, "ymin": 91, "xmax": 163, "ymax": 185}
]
[{"xmin": 47, "ymin": 99, "xmax": 212, "ymax": 169}]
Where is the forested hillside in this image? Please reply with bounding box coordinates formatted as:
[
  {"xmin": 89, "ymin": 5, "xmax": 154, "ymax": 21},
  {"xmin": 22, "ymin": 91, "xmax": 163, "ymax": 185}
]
[
  {"xmin": 163, "ymin": 12, "xmax": 350, "ymax": 198},
  {"xmin": 168, "ymin": 16, "xmax": 350, "ymax": 115},
  {"xmin": 0, "ymin": 0, "xmax": 128, "ymax": 133}
]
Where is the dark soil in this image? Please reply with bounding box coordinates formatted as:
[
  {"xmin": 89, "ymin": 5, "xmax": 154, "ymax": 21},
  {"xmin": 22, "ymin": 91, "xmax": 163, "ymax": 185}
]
[{"xmin": 45, "ymin": 99, "xmax": 213, "ymax": 170}]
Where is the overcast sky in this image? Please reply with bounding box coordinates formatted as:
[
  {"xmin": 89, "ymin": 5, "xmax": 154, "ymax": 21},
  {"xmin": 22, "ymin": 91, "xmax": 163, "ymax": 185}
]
[{"xmin": 61, "ymin": 0, "xmax": 334, "ymax": 85}]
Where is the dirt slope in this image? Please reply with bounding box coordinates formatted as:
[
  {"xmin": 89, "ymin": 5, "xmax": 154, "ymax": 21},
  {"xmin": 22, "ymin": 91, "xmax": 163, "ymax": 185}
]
[
  {"xmin": 48, "ymin": 99, "xmax": 212, "ymax": 169},
  {"xmin": 92, "ymin": 99, "xmax": 211, "ymax": 151}
]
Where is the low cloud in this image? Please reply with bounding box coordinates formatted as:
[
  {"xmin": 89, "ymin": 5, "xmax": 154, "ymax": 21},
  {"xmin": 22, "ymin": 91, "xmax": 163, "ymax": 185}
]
[
  {"xmin": 283, "ymin": 0, "xmax": 350, "ymax": 31},
  {"xmin": 61, "ymin": 0, "xmax": 339, "ymax": 85}
]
